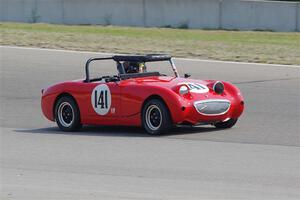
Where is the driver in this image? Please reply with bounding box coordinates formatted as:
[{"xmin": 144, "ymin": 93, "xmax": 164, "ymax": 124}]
[{"xmin": 123, "ymin": 61, "xmax": 146, "ymax": 74}]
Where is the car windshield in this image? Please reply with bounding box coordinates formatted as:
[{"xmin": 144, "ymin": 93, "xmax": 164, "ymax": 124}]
[
  {"xmin": 118, "ymin": 59, "xmax": 179, "ymax": 78},
  {"xmin": 84, "ymin": 55, "xmax": 179, "ymax": 82}
]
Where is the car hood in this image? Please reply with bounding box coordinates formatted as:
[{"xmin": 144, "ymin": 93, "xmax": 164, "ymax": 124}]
[
  {"xmin": 121, "ymin": 76, "xmax": 212, "ymax": 89},
  {"xmin": 120, "ymin": 76, "xmax": 238, "ymax": 101}
]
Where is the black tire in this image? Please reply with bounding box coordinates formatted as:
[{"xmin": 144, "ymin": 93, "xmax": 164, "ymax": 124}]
[
  {"xmin": 55, "ymin": 96, "xmax": 82, "ymax": 132},
  {"xmin": 214, "ymin": 118, "xmax": 238, "ymax": 129},
  {"xmin": 142, "ymin": 99, "xmax": 172, "ymax": 135}
]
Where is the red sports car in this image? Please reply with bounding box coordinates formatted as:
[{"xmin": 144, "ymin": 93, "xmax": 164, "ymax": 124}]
[{"xmin": 41, "ymin": 54, "xmax": 244, "ymax": 135}]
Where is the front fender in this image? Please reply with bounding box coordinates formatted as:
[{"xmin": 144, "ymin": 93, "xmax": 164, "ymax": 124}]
[
  {"xmin": 223, "ymin": 81, "xmax": 245, "ymax": 118},
  {"xmin": 143, "ymin": 87, "xmax": 188, "ymax": 124},
  {"xmin": 120, "ymin": 84, "xmax": 187, "ymax": 124}
]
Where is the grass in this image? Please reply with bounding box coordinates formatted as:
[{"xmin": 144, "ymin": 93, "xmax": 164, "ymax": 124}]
[{"xmin": 1, "ymin": 22, "xmax": 300, "ymax": 65}]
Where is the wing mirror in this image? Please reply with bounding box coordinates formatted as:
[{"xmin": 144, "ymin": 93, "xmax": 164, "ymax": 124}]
[{"xmin": 184, "ymin": 73, "xmax": 191, "ymax": 78}]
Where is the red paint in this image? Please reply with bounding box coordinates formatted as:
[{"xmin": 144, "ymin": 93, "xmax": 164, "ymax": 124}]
[{"xmin": 41, "ymin": 76, "xmax": 244, "ymax": 126}]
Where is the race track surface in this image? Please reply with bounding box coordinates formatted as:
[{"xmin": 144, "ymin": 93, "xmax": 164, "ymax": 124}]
[{"xmin": 1, "ymin": 46, "xmax": 299, "ymax": 199}]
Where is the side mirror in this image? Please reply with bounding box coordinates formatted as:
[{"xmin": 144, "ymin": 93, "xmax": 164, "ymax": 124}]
[{"xmin": 184, "ymin": 73, "xmax": 191, "ymax": 78}]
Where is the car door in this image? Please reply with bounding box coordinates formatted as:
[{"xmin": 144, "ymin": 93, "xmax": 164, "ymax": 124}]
[{"xmin": 86, "ymin": 81, "xmax": 120, "ymax": 125}]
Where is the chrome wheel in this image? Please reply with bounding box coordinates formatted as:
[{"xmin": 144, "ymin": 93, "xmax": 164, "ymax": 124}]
[
  {"xmin": 57, "ymin": 102, "xmax": 74, "ymax": 127},
  {"xmin": 145, "ymin": 105, "xmax": 162, "ymax": 131}
]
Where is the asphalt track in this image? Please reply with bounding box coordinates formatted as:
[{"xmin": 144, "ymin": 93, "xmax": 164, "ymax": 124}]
[{"xmin": 0, "ymin": 46, "xmax": 299, "ymax": 199}]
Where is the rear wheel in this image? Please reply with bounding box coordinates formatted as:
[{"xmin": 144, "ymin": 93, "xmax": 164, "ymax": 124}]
[
  {"xmin": 55, "ymin": 96, "xmax": 82, "ymax": 131},
  {"xmin": 142, "ymin": 99, "xmax": 172, "ymax": 135},
  {"xmin": 214, "ymin": 118, "xmax": 237, "ymax": 129}
]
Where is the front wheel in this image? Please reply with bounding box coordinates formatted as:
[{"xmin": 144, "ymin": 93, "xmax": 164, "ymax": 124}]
[
  {"xmin": 142, "ymin": 99, "xmax": 172, "ymax": 135},
  {"xmin": 55, "ymin": 96, "xmax": 82, "ymax": 131},
  {"xmin": 214, "ymin": 118, "xmax": 238, "ymax": 129}
]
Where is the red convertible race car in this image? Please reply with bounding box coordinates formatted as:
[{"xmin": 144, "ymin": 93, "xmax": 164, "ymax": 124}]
[{"xmin": 41, "ymin": 54, "xmax": 244, "ymax": 135}]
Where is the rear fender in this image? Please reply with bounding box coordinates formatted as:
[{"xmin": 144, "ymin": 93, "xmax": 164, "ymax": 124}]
[{"xmin": 41, "ymin": 82, "xmax": 82, "ymax": 122}]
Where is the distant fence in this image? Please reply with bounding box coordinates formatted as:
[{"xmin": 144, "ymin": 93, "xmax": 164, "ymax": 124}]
[{"xmin": 1, "ymin": 0, "xmax": 299, "ymax": 32}]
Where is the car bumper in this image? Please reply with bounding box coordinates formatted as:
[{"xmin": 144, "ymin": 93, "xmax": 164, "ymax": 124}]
[{"xmin": 176, "ymin": 98, "xmax": 244, "ymax": 125}]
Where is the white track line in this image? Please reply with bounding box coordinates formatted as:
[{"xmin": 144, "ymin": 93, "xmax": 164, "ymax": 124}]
[{"xmin": 1, "ymin": 45, "xmax": 299, "ymax": 68}]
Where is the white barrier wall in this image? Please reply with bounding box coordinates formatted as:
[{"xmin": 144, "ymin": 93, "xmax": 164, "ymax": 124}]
[
  {"xmin": 296, "ymin": 3, "xmax": 300, "ymax": 31},
  {"xmin": 1, "ymin": 0, "xmax": 299, "ymax": 32},
  {"xmin": 221, "ymin": 0, "xmax": 298, "ymax": 31},
  {"xmin": 144, "ymin": 0, "xmax": 220, "ymax": 29}
]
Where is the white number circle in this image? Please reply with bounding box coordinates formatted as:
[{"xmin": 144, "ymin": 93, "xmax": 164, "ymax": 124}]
[
  {"xmin": 187, "ymin": 83, "xmax": 209, "ymax": 93},
  {"xmin": 179, "ymin": 82, "xmax": 209, "ymax": 93},
  {"xmin": 91, "ymin": 84, "xmax": 112, "ymax": 115}
]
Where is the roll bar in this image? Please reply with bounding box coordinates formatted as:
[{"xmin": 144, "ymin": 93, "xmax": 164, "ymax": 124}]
[{"xmin": 85, "ymin": 57, "xmax": 113, "ymax": 82}]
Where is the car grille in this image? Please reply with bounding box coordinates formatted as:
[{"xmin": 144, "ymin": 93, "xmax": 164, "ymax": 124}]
[{"xmin": 194, "ymin": 99, "xmax": 230, "ymax": 115}]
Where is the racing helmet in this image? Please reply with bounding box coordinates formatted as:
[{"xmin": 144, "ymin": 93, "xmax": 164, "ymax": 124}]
[{"xmin": 123, "ymin": 61, "xmax": 146, "ymax": 73}]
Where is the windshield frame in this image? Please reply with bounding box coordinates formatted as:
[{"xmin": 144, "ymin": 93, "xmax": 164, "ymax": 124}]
[{"xmin": 119, "ymin": 58, "xmax": 180, "ymax": 78}]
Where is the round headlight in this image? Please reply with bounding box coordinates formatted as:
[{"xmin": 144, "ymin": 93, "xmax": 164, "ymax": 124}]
[
  {"xmin": 213, "ymin": 81, "xmax": 224, "ymax": 94},
  {"xmin": 179, "ymin": 85, "xmax": 189, "ymax": 95}
]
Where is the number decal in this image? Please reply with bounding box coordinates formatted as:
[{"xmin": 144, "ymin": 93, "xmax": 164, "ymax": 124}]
[
  {"xmin": 91, "ymin": 84, "xmax": 111, "ymax": 115},
  {"xmin": 178, "ymin": 82, "xmax": 209, "ymax": 94},
  {"xmin": 94, "ymin": 90, "xmax": 108, "ymax": 109}
]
